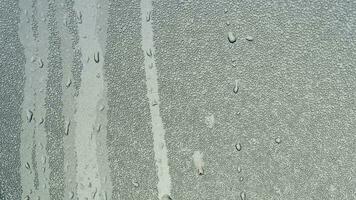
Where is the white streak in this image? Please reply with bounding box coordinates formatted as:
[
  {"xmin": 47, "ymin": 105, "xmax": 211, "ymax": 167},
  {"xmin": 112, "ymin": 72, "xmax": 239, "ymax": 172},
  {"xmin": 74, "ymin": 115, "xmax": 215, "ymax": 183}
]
[{"xmin": 140, "ymin": 0, "xmax": 172, "ymax": 198}]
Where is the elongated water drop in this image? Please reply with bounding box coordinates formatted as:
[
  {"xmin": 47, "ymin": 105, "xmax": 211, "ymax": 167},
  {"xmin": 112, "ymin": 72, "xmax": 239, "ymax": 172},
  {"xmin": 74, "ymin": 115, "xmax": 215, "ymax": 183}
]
[{"xmin": 94, "ymin": 52, "xmax": 100, "ymax": 63}]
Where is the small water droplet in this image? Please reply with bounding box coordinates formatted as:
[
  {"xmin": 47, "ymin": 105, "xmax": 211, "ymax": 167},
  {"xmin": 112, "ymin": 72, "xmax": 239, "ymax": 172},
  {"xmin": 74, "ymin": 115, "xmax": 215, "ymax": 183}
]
[
  {"xmin": 240, "ymin": 191, "xmax": 246, "ymax": 200},
  {"xmin": 233, "ymin": 80, "xmax": 239, "ymax": 94},
  {"xmin": 26, "ymin": 109, "xmax": 33, "ymax": 123},
  {"xmin": 237, "ymin": 166, "xmax": 241, "ymax": 173},
  {"xmin": 65, "ymin": 120, "xmax": 70, "ymax": 135},
  {"xmin": 224, "ymin": 8, "xmax": 228, "ymax": 13},
  {"xmin": 226, "ymin": 21, "xmax": 230, "ymax": 26},
  {"xmin": 94, "ymin": 52, "xmax": 100, "ymax": 63},
  {"xmin": 227, "ymin": 31, "xmax": 236, "ymax": 43},
  {"xmin": 96, "ymin": 124, "xmax": 101, "ymax": 133},
  {"xmin": 25, "ymin": 162, "xmax": 30, "ymax": 169},
  {"xmin": 38, "ymin": 59, "xmax": 44, "ymax": 68},
  {"xmin": 161, "ymin": 194, "xmax": 172, "ymax": 200},
  {"xmin": 38, "ymin": 117, "xmax": 44, "ymax": 125},
  {"xmin": 246, "ymin": 35, "xmax": 254, "ymax": 41},
  {"xmin": 99, "ymin": 105, "xmax": 105, "ymax": 111},
  {"xmin": 235, "ymin": 143, "xmax": 241, "ymax": 151},
  {"xmin": 239, "ymin": 177, "xmax": 244, "ymax": 182},
  {"xmin": 275, "ymin": 137, "xmax": 281, "ymax": 144},
  {"xmin": 66, "ymin": 78, "xmax": 72, "ymax": 88}
]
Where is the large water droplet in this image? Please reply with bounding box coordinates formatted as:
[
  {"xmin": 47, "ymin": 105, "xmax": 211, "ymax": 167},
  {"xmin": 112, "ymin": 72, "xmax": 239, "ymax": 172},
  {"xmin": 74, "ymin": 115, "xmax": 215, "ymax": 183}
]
[
  {"xmin": 228, "ymin": 32, "xmax": 236, "ymax": 43},
  {"xmin": 275, "ymin": 137, "xmax": 281, "ymax": 144}
]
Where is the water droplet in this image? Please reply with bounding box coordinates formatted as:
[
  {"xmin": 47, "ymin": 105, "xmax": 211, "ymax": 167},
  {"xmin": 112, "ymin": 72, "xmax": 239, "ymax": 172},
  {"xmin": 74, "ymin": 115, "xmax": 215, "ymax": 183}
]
[
  {"xmin": 38, "ymin": 117, "xmax": 44, "ymax": 125},
  {"xmin": 246, "ymin": 36, "xmax": 254, "ymax": 41},
  {"xmin": 226, "ymin": 21, "xmax": 230, "ymax": 26},
  {"xmin": 161, "ymin": 194, "xmax": 172, "ymax": 200},
  {"xmin": 38, "ymin": 59, "xmax": 44, "ymax": 68},
  {"xmin": 237, "ymin": 166, "xmax": 241, "ymax": 173},
  {"xmin": 25, "ymin": 162, "xmax": 30, "ymax": 169},
  {"xmin": 146, "ymin": 49, "xmax": 153, "ymax": 57},
  {"xmin": 69, "ymin": 191, "xmax": 74, "ymax": 199},
  {"xmin": 227, "ymin": 32, "xmax": 236, "ymax": 43},
  {"xmin": 65, "ymin": 120, "xmax": 70, "ymax": 135},
  {"xmin": 239, "ymin": 177, "xmax": 244, "ymax": 182},
  {"xmin": 146, "ymin": 10, "xmax": 152, "ymax": 22},
  {"xmin": 193, "ymin": 151, "xmax": 204, "ymax": 175},
  {"xmin": 92, "ymin": 188, "xmax": 97, "ymax": 198},
  {"xmin": 233, "ymin": 80, "xmax": 239, "ymax": 94},
  {"xmin": 224, "ymin": 8, "xmax": 228, "ymax": 13},
  {"xmin": 77, "ymin": 11, "xmax": 82, "ymax": 24},
  {"xmin": 94, "ymin": 52, "xmax": 100, "ymax": 63},
  {"xmin": 240, "ymin": 191, "xmax": 246, "ymax": 200},
  {"xmin": 235, "ymin": 143, "xmax": 241, "ymax": 151},
  {"xmin": 275, "ymin": 137, "xmax": 281, "ymax": 144},
  {"xmin": 96, "ymin": 124, "xmax": 101, "ymax": 133},
  {"xmin": 99, "ymin": 105, "xmax": 105, "ymax": 111},
  {"xmin": 26, "ymin": 109, "xmax": 33, "ymax": 123}
]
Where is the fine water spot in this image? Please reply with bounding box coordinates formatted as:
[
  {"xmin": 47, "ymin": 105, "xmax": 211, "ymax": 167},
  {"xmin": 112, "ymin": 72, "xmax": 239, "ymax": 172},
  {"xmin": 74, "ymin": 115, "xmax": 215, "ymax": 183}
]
[
  {"xmin": 237, "ymin": 166, "xmax": 241, "ymax": 173},
  {"xmin": 161, "ymin": 194, "xmax": 172, "ymax": 200},
  {"xmin": 224, "ymin": 8, "xmax": 228, "ymax": 13},
  {"xmin": 275, "ymin": 137, "xmax": 281, "ymax": 144},
  {"xmin": 226, "ymin": 21, "xmax": 230, "ymax": 26},
  {"xmin": 193, "ymin": 151, "xmax": 204, "ymax": 175},
  {"xmin": 246, "ymin": 36, "xmax": 254, "ymax": 41},
  {"xmin": 233, "ymin": 80, "xmax": 239, "ymax": 94},
  {"xmin": 204, "ymin": 114, "xmax": 215, "ymax": 128},
  {"xmin": 239, "ymin": 177, "xmax": 244, "ymax": 182},
  {"xmin": 240, "ymin": 191, "xmax": 246, "ymax": 200},
  {"xmin": 235, "ymin": 143, "xmax": 242, "ymax": 151},
  {"xmin": 228, "ymin": 31, "xmax": 236, "ymax": 43},
  {"xmin": 26, "ymin": 109, "xmax": 33, "ymax": 123},
  {"xmin": 94, "ymin": 52, "xmax": 100, "ymax": 63}
]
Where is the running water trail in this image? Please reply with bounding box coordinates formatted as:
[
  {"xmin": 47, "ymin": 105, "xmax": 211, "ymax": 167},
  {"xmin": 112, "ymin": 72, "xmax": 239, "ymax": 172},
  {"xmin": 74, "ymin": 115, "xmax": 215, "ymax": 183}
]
[{"xmin": 140, "ymin": 0, "xmax": 172, "ymax": 199}]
